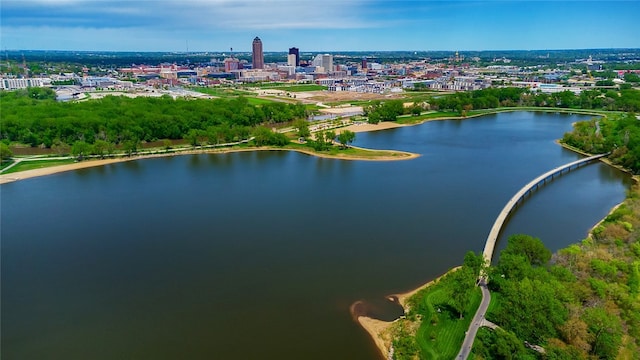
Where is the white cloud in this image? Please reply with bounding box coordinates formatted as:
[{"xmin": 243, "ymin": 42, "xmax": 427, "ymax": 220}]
[{"xmin": 2, "ymin": 0, "xmax": 386, "ymax": 31}]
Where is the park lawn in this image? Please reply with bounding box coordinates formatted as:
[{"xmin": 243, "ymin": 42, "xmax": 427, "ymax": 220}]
[
  {"xmin": 252, "ymin": 83, "xmax": 327, "ymax": 92},
  {"xmin": 191, "ymin": 87, "xmax": 253, "ymax": 97},
  {"xmin": 1, "ymin": 160, "xmax": 15, "ymax": 170},
  {"xmin": 2, "ymin": 159, "xmax": 76, "ymax": 174},
  {"xmin": 245, "ymin": 97, "xmax": 279, "ymax": 105},
  {"xmin": 413, "ymin": 285, "xmax": 482, "ymax": 359},
  {"xmin": 284, "ymin": 142, "xmax": 411, "ymax": 159},
  {"xmin": 278, "ymin": 84, "xmax": 327, "ymax": 92}
]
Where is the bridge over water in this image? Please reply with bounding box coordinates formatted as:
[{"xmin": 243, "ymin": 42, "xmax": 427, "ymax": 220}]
[
  {"xmin": 456, "ymin": 153, "xmax": 608, "ymax": 360},
  {"xmin": 481, "ymin": 152, "xmax": 609, "ymax": 265}
]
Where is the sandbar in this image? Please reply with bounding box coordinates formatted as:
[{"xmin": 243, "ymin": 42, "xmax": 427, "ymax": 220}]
[{"xmin": 356, "ymin": 267, "xmax": 460, "ymax": 359}]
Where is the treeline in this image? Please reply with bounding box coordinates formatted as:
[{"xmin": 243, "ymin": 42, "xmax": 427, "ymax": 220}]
[
  {"xmin": 474, "ymin": 189, "xmax": 640, "ymax": 359},
  {"xmin": 562, "ymin": 113, "xmax": 640, "ymax": 173},
  {"xmin": 430, "ymin": 87, "xmax": 640, "ymax": 113},
  {"xmin": 0, "ymin": 88, "xmax": 308, "ymax": 150},
  {"xmin": 429, "ymin": 88, "xmax": 640, "ymax": 113},
  {"xmin": 364, "ymin": 88, "xmax": 640, "ymax": 122},
  {"xmin": 394, "ymin": 227, "xmax": 640, "ymax": 359}
]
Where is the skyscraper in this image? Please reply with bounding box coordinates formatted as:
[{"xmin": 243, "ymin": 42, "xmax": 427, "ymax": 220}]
[
  {"xmin": 288, "ymin": 47, "xmax": 299, "ymax": 67},
  {"xmin": 252, "ymin": 37, "xmax": 264, "ymax": 69}
]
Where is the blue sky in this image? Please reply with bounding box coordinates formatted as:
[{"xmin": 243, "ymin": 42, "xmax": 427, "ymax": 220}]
[{"xmin": 1, "ymin": 0, "xmax": 639, "ymax": 52}]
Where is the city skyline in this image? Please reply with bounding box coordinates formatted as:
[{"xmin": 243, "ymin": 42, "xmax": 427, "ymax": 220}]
[{"xmin": 1, "ymin": 1, "xmax": 639, "ymax": 52}]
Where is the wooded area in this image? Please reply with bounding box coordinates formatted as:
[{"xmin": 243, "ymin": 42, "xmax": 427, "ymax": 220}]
[
  {"xmin": 0, "ymin": 88, "xmax": 308, "ymax": 153},
  {"xmin": 562, "ymin": 113, "xmax": 640, "ymax": 173}
]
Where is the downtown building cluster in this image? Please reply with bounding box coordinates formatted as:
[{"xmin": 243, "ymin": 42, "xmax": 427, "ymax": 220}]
[{"xmin": 2, "ymin": 40, "xmax": 639, "ymax": 97}]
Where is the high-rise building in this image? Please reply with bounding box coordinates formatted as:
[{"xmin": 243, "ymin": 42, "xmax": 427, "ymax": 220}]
[
  {"xmin": 287, "ymin": 54, "xmax": 297, "ymax": 67},
  {"xmin": 288, "ymin": 47, "xmax": 299, "ymax": 67},
  {"xmin": 252, "ymin": 37, "xmax": 264, "ymax": 69},
  {"xmin": 312, "ymin": 54, "xmax": 333, "ymax": 73}
]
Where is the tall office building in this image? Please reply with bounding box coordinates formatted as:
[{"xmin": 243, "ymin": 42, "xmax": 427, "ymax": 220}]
[
  {"xmin": 312, "ymin": 54, "xmax": 333, "ymax": 73},
  {"xmin": 252, "ymin": 37, "xmax": 264, "ymax": 69},
  {"xmin": 288, "ymin": 47, "xmax": 299, "ymax": 66},
  {"xmin": 287, "ymin": 54, "xmax": 297, "ymax": 67}
]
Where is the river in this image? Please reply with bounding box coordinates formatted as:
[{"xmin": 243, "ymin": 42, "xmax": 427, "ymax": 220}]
[{"xmin": 0, "ymin": 112, "xmax": 631, "ymax": 359}]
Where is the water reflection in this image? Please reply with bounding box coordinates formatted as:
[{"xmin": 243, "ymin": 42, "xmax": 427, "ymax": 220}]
[{"xmin": 0, "ymin": 112, "xmax": 630, "ymax": 360}]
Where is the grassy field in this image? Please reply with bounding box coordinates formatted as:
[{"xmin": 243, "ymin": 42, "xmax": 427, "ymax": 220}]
[
  {"xmin": 191, "ymin": 86, "xmax": 253, "ymax": 97},
  {"xmin": 245, "ymin": 97, "xmax": 278, "ymax": 105},
  {"xmin": 2, "ymin": 159, "xmax": 76, "ymax": 174},
  {"xmin": 1, "ymin": 160, "xmax": 15, "ymax": 170},
  {"xmin": 396, "ymin": 111, "xmax": 461, "ymax": 124},
  {"xmin": 412, "ymin": 285, "xmax": 482, "ymax": 359},
  {"xmin": 250, "ymin": 83, "xmax": 327, "ymax": 92},
  {"xmin": 284, "ymin": 142, "xmax": 413, "ymax": 159}
]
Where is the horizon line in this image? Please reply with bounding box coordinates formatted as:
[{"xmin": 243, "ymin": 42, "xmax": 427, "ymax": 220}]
[{"xmin": 4, "ymin": 47, "xmax": 640, "ymax": 54}]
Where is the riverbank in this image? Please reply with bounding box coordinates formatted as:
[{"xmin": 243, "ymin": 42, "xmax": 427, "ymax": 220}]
[
  {"xmin": 396, "ymin": 106, "xmax": 608, "ymax": 126},
  {"xmin": 356, "ymin": 267, "xmax": 460, "ymax": 359},
  {"xmin": 0, "ymin": 145, "xmax": 419, "ymax": 185}
]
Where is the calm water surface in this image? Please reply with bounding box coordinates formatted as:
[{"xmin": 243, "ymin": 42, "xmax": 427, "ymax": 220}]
[{"xmin": 1, "ymin": 112, "xmax": 631, "ymax": 359}]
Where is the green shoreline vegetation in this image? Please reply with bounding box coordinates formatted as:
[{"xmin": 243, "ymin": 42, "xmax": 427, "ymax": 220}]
[
  {"xmin": 2, "ymin": 85, "xmax": 640, "ymax": 357},
  {"xmin": 2, "ymin": 86, "xmax": 639, "ymax": 175},
  {"xmin": 383, "ymin": 108, "xmax": 640, "ymax": 359}
]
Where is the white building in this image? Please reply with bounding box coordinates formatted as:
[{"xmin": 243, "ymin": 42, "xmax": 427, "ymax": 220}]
[
  {"xmin": 312, "ymin": 54, "xmax": 333, "ymax": 73},
  {"xmin": 0, "ymin": 78, "xmax": 44, "ymax": 90},
  {"xmin": 287, "ymin": 54, "xmax": 297, "ymax": 67}
]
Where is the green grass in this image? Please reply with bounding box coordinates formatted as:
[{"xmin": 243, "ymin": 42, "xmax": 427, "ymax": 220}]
[
  {"xmin": 191, "ymin": 87, "xmax": 253, "ymax": 97},
  {"xmin": 250, "ymin": 83, "xmax": 327, "ymax": 92},
  {"xmin": 412, "ymin": 285, "xmax": 482, "ymax": 359},
  {"xmin": 396, "ymin": 111, "xmax": 460, "ymax": 124},
  {"xmin": 278, "ymin": 85, "xmax": 327, "ymax": 92},
  {"xmin": 245, "ymin": 97, "xmax": 278, "ymax": 105},
  {"xmin": 2, "ymin": 159, "xmax": 76, "ymax": 174},
  {"xmin": 284, "ymin": 142, "xmax": 413, "ymax": 159},
  {"xmin": 1, "ymin": 160, "xmax": 15, "ymax": 170}
]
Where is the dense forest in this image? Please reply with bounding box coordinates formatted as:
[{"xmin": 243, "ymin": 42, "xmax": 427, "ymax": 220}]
[
  {"xmin": 475, "ymin": 212, "xmax": 640, "ymax": 359},
  {"xmin": 392, "ymin": 215, "xmax": 640, "ymax": 359},
  {"xmin": 430, "ymin": 87, "xmax": 640, "ymax": 113},
  {"xmin": 363, "ymin": 88, "xmax": 640, "ymax": 123},
  {"xmin": 0, "ymin": 88, "xmax": 307, "ymax": 153},
  {"xmin": 562, "ymin": 113, "xmax": 640, "ymax": 173}
]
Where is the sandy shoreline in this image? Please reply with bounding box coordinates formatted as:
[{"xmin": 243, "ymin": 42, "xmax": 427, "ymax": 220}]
[
  {"xmin": 0, "ymin": 145, "xmax": 419, "ymax": 185},
  {"xmin": 356, "ymin": 267, "xmax": 460, "ymax": 359},
  {"xmin": 338, "ymin": 122, "xmax": 407, "ymax": 133}
]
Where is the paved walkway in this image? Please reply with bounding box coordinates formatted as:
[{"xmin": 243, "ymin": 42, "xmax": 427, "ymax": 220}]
[
  {"xmin": 456, "ymin": 153, "xmax": 608, "ymax": 359},
  {"xmin": 456, "ymin": 280, "xmax": 490, "ymax": 359}
]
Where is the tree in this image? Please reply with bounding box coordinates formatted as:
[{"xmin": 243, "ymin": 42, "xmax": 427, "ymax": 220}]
[
  {"xmin": 582, "ymin": 306, "xmax": 623, "ymax": 359},
  {"xmin": 447, "ymin": 267, "xmax": 476, "ymax": 319},
  {"xmin": 367, "ymin": 111, "xmax": 381, "ymax": 124},
  {"xmin": 294, "ymin": 119, "xmax": 310, "ymax": 139},
  {"xmin": 0, "ymin": 142, "xmax": 13, "ymax": 162},
  {"xmin": 122, "ymin": 139, "xmax": 139, "ymax": 156},
  {"xmin": 463, "ymin": 251, "xmax": 486, "ymax": 275},
  {"xmin": 337, "ymin": 130, "xmax": 355, "ymax": 149},
  {"xmin": 71, "ymin": 141, "xmax": 92, "ymax": 160},
  {"xmin": 501, "ymin": 234, "xmax": 551, "ymax": 266},
  {"xmin": 92, "ymin": 139, "xmax": 113, "ymax": 158},
  {"xmin": 325, "ymin": 130, "xmax": 336, "ymax": 144},
  {"xmin": 186, "ymin": 129, "xmax": 201, "ymax": 147}
]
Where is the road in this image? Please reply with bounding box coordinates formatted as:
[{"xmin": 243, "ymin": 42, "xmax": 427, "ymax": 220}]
[{"xmin": 456, "ymin": 279, "xmax": 491, "ymax": 359}]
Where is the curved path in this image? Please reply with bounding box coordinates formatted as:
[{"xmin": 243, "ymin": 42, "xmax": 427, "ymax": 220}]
[
  {"xmin": 481, "ymin": 152, "xmax": 608, "ymax": 264},
  {"xmin": 456, "ymin": 153, "xmax": 608, "ymax": 360}
]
